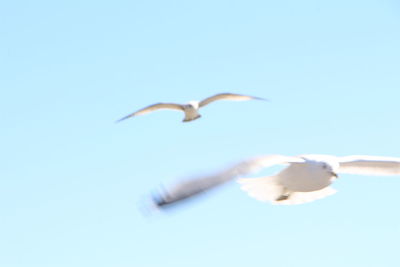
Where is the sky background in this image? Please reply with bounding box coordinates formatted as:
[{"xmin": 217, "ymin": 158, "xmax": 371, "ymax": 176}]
[{"xmin": 1, "ymin": 0, "xmax": 400, "ymax": 266}]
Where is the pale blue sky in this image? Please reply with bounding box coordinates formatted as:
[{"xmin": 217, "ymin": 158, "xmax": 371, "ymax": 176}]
[{"xmin": 1, "ymin": 0, "xmax": 400, "ymax": 266}]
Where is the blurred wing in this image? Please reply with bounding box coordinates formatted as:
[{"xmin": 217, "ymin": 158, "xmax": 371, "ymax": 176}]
[
  {"xmin": 199, "ymin": 93, "xmax": 267, "ymax": 107},
  {"xmin": 337, "ymin": 155, "xmax": 400, "ymax": 176},
  {"xmin": 152, "ymin": 171, "xmax": 235, "ymax": 208},
  {"xmin": 152, "ymin": 155, "xmax": 303, "ymax": 208},
  {"xmin": 116, "ymin": 103, "xmax": 183, "ymax": 122}
]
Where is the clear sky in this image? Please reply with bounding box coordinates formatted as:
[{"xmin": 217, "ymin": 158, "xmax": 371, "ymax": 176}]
[{"xmin": 1, "ymin": 0, "xmax": 400, "ymax": 266}]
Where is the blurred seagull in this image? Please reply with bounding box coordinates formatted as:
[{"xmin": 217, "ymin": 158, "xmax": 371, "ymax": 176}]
[
  {"xmin": 116, "ymin": 93, "xmax": 266, "ymax": 123},
  {"xmin": 151, "ymin": 154, "xmax": 400, "ymax": 208}
]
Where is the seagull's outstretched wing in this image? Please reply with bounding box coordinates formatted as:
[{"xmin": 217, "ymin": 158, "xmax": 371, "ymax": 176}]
[
  {"xmin": 116, "ymin": 103, "xmax": 184, "ymax": 122},
  {"xmin": 152, "ymin": 171, "xmax": 235, "ymax": 208},
  {"xmin": 152, "ymin": 155, "xmax": 303, "ymax": 209},
  {"xmin": 199, "ymin": 93, "xmax": 267, "ymax": 108},
  {"xmin": 337, "ymin": 155, "xmax": 400, "ymax": 176}
]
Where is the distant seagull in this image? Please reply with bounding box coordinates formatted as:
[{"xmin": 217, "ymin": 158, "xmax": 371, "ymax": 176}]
[
  {"xmin": 151, "ymin": 154, "xmax": 400, "ymax": 208},
  {"xmin": 116, "ymin": 93, "xmax": 266, "ymax": 123}
]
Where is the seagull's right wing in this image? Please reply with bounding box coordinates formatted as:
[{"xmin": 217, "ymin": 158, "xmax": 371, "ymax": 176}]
[
  {"xmin": 337, "ymin": 155, "xmax": 400, "ymax": 176},
  {"xmin": 116, "ymin": 103, "xmax": 184, "ymax": 122},
  {"xmin": 152, "ymin": 155, "xmax": 303, "ymax": 209}
]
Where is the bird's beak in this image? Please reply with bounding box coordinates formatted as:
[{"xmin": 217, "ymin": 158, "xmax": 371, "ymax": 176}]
[{"xmin": 330, "ymin": 171, "xmax": 338, "ymax": 178}]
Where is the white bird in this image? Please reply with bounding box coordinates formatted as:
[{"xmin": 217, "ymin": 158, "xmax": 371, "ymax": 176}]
[
  {"xmin": 152, "ymin": 154, "xmax": 400, "ymax": 208},
  {"xmin": 116, "ymin": 93, "xmax": 266, "ymax": 123}
]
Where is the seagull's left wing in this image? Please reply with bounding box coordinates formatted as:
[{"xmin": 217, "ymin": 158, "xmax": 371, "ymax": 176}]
[
  {"xmin": 199, "ymin": 93, "xmax": 266, "ymax": 108},
  {"xmin": 337, "ymin": 155, "xmax": 400, "ymax": 176}
]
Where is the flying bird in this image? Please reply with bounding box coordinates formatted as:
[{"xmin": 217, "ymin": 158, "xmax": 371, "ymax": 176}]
[
  {"xmin": 151, "ymin": 154, "xmax": 400, "ymax": 208},
  {"xmin": 116, "ymin": 93, "xmax": 266, "ymax": 123}
]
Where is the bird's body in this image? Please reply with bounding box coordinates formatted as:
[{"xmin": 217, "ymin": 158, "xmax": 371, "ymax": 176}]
[
  {"xmin": 277, "ymin": 159, "xmax": 336, "ymax": 192},
  {"xmin": 182, "ymin": 101, "xmax": 201, "ymax": 122},
  {"xmin": 116, "ymin": 93, "xmax": 266, "ymax": 123},
  {"xmin": 151, "ymin": 154, "xmax": 400, "ymax": 208},
  {"xmin": 238, "ymin": 155, "xmax": 341, "ymax": 205}
]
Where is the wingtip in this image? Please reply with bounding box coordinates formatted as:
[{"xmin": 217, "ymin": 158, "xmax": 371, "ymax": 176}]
[
  {"xmin": 151, "ymin": 191, "xmax": 168, "ymax": 208},
  {"xmin": 115, "ymin": 115, "xmax": 132, "ymax": 123},
  {"xmin": 150, "ymin": 185, "xmax": 171, "ymax": 209},
  {"xmin": 253, "ymin": 96, "xmax": 269, "ymax": 102}
]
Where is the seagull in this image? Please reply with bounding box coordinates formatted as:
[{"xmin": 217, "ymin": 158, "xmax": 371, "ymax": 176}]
[
  {"xmin": 116, "ymin": 93, "xmax": 266, "ymax": 123},
  {"xmin": 151, "ymin": 154, "xmax": 400, "ymax": 208}
]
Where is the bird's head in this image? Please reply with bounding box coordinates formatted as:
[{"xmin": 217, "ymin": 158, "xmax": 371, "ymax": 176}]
[
  {"xmin": 319, "ymin": 161, "xmax": 339, "ymax": 179},
  {"xmin": 301, "ymin": 155, "xmax": 339, "ymax": 179},
  {"xmin": 187, "ymin": 101, "xmax": 199, "ymax": 109}
]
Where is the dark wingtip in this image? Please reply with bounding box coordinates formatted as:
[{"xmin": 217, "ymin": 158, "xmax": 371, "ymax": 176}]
[
  {"xmin": 115, "ymin": 115, "xmax": 131, "ymax": 123},
  {"xmin": 150, "ymin": 185, "xmax": 172, "ymax": 209},
  {"xmin": 151, "ymin": 192, "xmax": 168, "ymax": 208},
  {"xmin": 253, "ymin": 96, "xmax": 269, "ymax": 102}
]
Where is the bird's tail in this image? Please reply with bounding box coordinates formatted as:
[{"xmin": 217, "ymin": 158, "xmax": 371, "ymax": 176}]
[{"xmin": 238, "ymin": 176, "xmax": 337, "ymax": 205}]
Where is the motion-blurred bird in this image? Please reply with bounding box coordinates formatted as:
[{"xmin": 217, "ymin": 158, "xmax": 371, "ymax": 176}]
[
  {"xmin": 151, "ymin": 154, "xmax": 400, "ymax": 208},
  {"xmin": 116, "ymin": 93, "xmax": 266, "ymax": 123}
]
